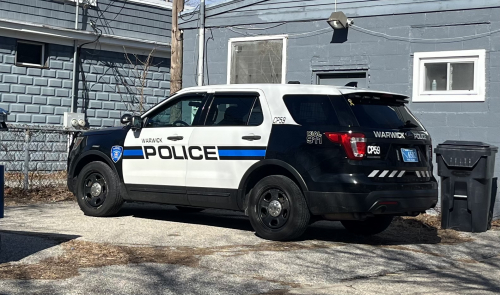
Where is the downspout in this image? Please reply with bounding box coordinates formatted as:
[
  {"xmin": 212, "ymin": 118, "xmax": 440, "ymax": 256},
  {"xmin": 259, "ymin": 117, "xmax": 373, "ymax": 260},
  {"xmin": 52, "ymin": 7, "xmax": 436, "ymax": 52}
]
[
  {"xmin": 197, "ymin": 0, "xmax": 205, "ymax": 86},
  {"xmin": 70, "ymin": 1, "xmax": 79, "ymax": 113}
]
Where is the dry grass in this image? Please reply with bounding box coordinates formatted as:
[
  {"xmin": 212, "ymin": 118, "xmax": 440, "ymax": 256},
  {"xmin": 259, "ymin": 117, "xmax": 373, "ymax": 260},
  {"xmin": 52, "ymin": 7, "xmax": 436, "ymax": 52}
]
[
  {"xmin": 0, "ymin": 240, "xmax": 331, "ymax": 280},
  {"xmin": 4, "ymin": 186, "xmax": 74, "ymax": 206}
]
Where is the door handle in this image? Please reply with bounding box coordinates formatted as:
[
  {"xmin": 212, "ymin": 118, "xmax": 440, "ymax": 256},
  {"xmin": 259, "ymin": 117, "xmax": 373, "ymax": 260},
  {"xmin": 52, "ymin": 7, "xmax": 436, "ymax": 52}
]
[
  {"xmin": 242, "ymin": 135, "xmax": 261, "ymax": 141},
  {"xmin": 167, "ymin": 136, "xmax": 184, "ymax": 141}
]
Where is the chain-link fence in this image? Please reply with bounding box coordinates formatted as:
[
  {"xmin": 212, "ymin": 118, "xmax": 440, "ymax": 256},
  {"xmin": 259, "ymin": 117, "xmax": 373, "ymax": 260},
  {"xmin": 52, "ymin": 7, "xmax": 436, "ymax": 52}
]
[{"xmin": 0, "ymin": 124, "xmax": 74, "ymax": 190}]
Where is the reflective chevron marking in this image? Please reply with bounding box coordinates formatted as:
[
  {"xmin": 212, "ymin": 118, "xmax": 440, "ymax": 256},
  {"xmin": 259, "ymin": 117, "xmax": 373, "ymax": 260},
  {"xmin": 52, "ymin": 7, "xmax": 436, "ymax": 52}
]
[
  {"xmin": 368, "ymin": 170, "xmax": 430, "ymax": 178},
  {"xmin": 379, "ymin": 170, "xmax": 390, "ymax": 177}
]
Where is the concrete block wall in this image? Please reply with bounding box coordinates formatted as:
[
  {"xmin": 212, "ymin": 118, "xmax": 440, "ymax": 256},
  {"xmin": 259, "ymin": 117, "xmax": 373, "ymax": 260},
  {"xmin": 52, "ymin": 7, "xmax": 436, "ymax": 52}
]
[
  {"xmin": 0, "ymin": 36, "xmax": 171, "ymax": 128},
  {"xmin": 0, "ymin": 35, "xmax": 171, "ymax": 172},
  {"xmin": 183, "ymin": 7, "xmax": 500, "ymax": 217}
]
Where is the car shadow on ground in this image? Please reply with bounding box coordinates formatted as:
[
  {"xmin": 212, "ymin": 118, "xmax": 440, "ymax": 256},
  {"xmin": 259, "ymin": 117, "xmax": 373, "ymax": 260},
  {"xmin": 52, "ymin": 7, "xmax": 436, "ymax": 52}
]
[
  {"xmin": 118, "ymin": 203, "xmax": 442, "ymax": 246},
  {"xmin": 0, "ymin": 230, "xmax": 79, "ymax": 264}
]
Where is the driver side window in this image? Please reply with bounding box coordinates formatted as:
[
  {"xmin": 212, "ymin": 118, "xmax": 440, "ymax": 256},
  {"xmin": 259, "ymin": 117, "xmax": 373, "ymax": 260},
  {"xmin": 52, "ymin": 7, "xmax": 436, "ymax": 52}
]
[{"xmin": 146, "ymin": 95, "xmax": 207, "ymax": 128}]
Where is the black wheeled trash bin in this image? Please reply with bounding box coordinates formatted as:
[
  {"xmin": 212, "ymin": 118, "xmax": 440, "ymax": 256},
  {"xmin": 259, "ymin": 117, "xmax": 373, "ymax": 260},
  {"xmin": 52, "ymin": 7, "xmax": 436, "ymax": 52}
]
[{"xmin": 435, "ymin": 141, "xmax": 498, "ymax": 232}]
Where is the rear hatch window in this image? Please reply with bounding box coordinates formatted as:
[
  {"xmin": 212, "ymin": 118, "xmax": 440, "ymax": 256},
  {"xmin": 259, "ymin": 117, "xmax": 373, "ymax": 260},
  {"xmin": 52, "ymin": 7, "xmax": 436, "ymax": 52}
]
[{"xmin": 344, "ymin": 93, "xmax": 424, "ymax": 131}]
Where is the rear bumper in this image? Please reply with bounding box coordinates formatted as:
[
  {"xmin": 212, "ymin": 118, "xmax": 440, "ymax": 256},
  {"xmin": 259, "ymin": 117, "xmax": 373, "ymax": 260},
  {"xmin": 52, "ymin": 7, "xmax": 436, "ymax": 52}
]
[{"xmin": 306, "ymin": 189, "xmax": 438, "ymax": 215}]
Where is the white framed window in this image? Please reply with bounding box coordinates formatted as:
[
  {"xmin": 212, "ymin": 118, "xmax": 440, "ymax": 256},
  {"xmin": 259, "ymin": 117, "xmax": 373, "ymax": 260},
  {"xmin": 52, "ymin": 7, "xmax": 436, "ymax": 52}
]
[
  {"xmin": 227, "ymin": 35, "xmax": 288, "ymax": 84},
  {"xmin": 16, "ymin": 41, "xmax": 47, "ymax": 68},
  {"xmin": 412, "ymin": 50, "xmax": 486, "ymax": 102}
]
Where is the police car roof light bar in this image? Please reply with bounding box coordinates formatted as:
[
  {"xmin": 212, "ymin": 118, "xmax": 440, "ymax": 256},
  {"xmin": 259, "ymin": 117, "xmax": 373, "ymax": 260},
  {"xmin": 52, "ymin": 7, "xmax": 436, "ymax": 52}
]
[{"xmin": 325, "ymin": 132, "xmax": 366, "ymax": 160}]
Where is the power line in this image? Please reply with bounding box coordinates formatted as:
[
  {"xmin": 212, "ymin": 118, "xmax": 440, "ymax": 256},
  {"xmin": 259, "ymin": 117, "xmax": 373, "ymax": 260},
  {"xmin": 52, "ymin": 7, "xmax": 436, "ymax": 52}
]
[{"xmin": 351, "ymin": 25, "xmax": 500, "ymax": 43}]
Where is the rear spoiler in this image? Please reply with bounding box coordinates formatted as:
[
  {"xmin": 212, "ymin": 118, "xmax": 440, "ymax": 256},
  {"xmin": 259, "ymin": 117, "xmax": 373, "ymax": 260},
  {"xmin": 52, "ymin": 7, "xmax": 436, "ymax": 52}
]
[{"xmin": 340, "ymin": 91, "xmax": 410, "ymax": 104}]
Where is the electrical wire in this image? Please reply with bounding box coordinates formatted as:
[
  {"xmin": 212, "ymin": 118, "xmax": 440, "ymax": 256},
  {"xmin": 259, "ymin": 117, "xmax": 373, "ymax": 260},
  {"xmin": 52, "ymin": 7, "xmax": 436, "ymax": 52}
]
[
  {"xmin": 351, "ymin": 25, "xmax": 500, "ymax": 43},
  {"xmin": 232, "ymin": 22, "xmax": 286, "ymax": 30}
]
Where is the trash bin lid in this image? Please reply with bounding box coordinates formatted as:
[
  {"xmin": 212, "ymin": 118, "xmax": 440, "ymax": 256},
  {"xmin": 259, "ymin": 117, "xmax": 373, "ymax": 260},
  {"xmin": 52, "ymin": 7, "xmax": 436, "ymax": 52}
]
[
  {"xmin": 439, "ymin": 140, "xmax": 491, "ymax": 147},
  {"xmin": 435, "ymin": 140, "xmax": 498, "ymax": 168}
]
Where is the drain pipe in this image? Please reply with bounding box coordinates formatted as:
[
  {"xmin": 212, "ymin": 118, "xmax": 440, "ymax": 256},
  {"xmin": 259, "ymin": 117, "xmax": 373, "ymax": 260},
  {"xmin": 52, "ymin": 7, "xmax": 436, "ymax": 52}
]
[
  {"xmin": 196, "ymin": 0, "xmax": 205, "ymax": 86},
  {"xmin": 70, "ymin": 1, "xmax": 79, "ymax": 113}
]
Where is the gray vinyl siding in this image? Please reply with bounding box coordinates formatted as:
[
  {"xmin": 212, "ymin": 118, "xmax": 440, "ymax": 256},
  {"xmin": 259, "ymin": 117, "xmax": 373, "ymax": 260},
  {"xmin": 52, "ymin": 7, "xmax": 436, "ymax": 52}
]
[
  {"xmin": 0, "ymin": 36, "xmax": 170, "ymax": 127},
  {"xmin": 182, "ymin": 3, "xmax": 500, "ymax": 217},
  {"xmin": 0, "ymin": 0, "xmax": 171, "ymax": 43}
]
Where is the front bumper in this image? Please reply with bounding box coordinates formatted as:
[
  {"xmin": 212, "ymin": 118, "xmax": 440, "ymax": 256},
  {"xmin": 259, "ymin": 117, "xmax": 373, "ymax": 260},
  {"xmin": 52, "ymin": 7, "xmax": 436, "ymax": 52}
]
[{"xmin": 306, "ymin": 188, "xmax": 438, "ymax": 215}]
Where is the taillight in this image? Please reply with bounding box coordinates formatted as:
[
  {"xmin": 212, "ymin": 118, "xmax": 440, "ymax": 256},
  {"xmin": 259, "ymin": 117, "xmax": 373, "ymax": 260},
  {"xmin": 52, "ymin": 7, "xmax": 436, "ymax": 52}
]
[
  {"xmin": 427, "ymin": 144, "xmax": 433, "ymax": 162},
  {"xmin": 325, "ymin": 132, "xmax": 366, "ymax": 160}
]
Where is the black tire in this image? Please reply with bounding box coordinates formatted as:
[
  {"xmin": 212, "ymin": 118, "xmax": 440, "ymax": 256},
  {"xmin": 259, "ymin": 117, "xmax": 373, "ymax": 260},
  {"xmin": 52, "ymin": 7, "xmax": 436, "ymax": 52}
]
[
  {"xmin": 248, "ymin": 175, "xmax": 310, "ymax": 241},
  {"xmin": 76, "ymin": 161, "xmax": 123, "ymax": 217},
  {"xmin": 176, "ymin": 206, "xmax": 204, "ymax": 213},
  {"xmin": 341, "ymin": 215, "xmax": 394, "ymax": 236}
]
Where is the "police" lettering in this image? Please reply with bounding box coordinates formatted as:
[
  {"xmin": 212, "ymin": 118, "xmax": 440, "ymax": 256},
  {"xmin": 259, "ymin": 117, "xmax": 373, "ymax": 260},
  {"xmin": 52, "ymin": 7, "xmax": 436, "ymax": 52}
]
[{"xmin": 144, "ymin": 146, "xmax": 218, "ymax": 160}]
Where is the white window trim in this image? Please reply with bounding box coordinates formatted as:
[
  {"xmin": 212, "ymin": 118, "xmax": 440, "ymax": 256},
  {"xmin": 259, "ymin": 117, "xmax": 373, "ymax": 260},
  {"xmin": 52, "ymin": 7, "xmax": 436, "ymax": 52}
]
[
  {"xmin": 227, "ymin": 35, "xmax": 288, "ymax": 85},
  {"xmin": 15, "ymin": 40, "xmax": 46, "ymax": 68},
  {"xmin": 412, "ymin": 50, "xmax": 486, "ymax": 102}
]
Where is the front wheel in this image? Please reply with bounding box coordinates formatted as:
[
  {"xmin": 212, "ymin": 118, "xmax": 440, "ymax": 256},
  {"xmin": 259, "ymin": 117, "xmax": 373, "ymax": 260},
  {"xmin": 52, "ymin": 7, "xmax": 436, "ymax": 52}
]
[
  {"xmin": 76, "ymin": 161, "xmax": 123, "ymax": 217},
  {"xmin": 248, "ymin": 175, "xmax": 310, "ymax": 241},
  {"xmin": 341, "ymin": 215, "xmax": 394, "ymax": 236}
]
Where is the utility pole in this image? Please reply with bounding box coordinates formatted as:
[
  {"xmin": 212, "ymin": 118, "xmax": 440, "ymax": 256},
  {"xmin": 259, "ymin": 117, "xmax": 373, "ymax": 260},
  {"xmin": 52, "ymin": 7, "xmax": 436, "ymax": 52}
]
[
  {"xmin": 197, "ymin": 0, "xmax": 205, "ymax": 86},
  {"xmin": 170, "ymin": 0, "xmax": 184, "ymax": 95},
  {"xmin": 170, "ymin": 0, "xmax": 184, "ymax": 123}
]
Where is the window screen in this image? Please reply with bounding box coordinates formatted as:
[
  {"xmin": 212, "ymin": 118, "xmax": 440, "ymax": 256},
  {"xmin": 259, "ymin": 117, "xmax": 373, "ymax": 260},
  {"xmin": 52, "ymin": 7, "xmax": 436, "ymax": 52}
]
[
  {"xmin": 205, "ymin": 95, "xmax": 261, "ymax": 126},
  {"xmin": 230, "ymin": 38, "xmax": 283, "ymax": 84},
  {"xmin": 283, "ymin": 95, "xmax": 339, "ymax": 126},
  {"xmin": 16, "ymin": 41, "xmax": 45, "ymax": 66}
]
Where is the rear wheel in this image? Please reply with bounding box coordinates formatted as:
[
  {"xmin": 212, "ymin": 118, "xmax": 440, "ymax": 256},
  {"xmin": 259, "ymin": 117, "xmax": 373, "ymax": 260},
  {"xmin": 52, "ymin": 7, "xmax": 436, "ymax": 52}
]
[
  {"xmin": 76, "ymin": 161, "xmax": 123, "ymax": 217},
  {"xmin": 341, "ymin": 215, "xmax": 394, "ymax": 236},
  {"xmin": 176, "ymin": 206, "xmax": 204, "ymax": 213},
  {"xmin": 248, "ymin": 175, "xmax": 310, "ymax": 241}
]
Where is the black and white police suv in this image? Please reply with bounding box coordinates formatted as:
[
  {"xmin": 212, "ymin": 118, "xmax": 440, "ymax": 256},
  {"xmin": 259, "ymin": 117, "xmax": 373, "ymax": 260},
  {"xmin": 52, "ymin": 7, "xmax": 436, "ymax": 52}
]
[{"xmin": 67, "ymin": 84, "xmax": 438, "ymax": 241}]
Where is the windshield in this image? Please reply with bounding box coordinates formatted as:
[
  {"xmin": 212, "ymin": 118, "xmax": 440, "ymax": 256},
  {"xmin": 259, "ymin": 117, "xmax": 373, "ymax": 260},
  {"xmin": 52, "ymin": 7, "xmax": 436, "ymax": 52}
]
[{"xmin": 345, "ymin": 94, "xmax": 424, "ymax": 131}]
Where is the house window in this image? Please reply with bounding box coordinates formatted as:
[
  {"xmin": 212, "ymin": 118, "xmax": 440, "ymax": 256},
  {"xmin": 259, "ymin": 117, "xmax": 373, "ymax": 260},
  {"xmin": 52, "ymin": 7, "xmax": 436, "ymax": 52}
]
[
  {"xmin": 16, "ymin": 41, "xmax": 46, "ymax": 67},
  {"xmin": 412, "ymin": 50, "xmax": 486, "ymax": 102},
  {"xmin": 227, "ymin": 35, "xmax": 287, "ymax": 84}
]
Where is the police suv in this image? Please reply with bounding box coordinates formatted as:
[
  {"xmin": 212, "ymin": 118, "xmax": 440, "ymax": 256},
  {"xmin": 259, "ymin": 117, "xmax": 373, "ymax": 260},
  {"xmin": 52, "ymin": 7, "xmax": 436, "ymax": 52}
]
[{"xmin": 67, "ymin": 84, "xmax": 438, "ymax": 241}]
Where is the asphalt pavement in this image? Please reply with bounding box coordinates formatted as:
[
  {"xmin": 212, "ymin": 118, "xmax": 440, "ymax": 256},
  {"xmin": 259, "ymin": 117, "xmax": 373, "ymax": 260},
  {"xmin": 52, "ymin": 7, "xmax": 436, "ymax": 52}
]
[{"xmin": 0, "ymin": 202, "xmax": 500, "ymax": 294}]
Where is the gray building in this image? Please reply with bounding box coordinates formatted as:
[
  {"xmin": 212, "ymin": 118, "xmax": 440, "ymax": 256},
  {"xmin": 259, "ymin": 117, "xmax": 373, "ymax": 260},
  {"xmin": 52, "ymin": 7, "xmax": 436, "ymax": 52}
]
[
  {"xmin": 0, "ymin": 0, "xmax": 172, "ymax": 178},
  {"xmin": 180, "ymin": 0, "xmax": 500, "ymax": 216},
  {"xmin": 0, "ymin": 0, "xmax": 172, "ymax": 127}
]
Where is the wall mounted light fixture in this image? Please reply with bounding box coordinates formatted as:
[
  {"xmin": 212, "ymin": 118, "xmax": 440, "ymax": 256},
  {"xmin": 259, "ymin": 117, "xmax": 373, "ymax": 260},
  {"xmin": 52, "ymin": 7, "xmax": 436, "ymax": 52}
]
[{"xmin": 327, "ymin": 11, "xmax": 353, "ymax": 29}]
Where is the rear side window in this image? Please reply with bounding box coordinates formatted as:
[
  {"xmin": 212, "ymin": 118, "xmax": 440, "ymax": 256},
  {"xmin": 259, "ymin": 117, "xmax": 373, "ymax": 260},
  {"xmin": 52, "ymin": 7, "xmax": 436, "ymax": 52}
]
[
  {"xmin": 283, "ymin": 95, "xmax": 339, "ymax": 126},
  {"xmin": 345, "ymin": 94, "xmax": 424, "ymax": 131},
  {"xmin": 205, "ymin": 94, "xmax": 263, "ymax": 126}
]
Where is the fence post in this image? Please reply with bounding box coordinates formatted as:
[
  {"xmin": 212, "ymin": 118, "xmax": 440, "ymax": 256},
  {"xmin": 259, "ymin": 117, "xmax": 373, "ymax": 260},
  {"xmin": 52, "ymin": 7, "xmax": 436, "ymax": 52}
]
[
  {"xmin": 23, "ymin": 129, "xmax": 30, "ymax": 190},
  {"xmin": 0, "ymin": 165, "xmax": 4, "ymax": 219}
]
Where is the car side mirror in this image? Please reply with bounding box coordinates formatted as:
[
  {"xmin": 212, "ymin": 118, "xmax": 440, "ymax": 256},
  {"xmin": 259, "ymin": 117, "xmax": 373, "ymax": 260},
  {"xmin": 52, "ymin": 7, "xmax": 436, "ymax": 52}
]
[
  {"xmin": 131, "ymin": 116, "xmax": 143, "ymax": 130},
  {"xmin": 120, "ymin": 114, "xmax": 132, "ymax": 125}
]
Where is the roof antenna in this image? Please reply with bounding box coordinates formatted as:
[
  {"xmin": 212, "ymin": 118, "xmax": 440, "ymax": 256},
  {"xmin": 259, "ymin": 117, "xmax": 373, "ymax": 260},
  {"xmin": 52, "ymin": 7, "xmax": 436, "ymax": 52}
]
[{"xmin": 345, "ymin": 82, "xmax": 358, "ymax": 88}]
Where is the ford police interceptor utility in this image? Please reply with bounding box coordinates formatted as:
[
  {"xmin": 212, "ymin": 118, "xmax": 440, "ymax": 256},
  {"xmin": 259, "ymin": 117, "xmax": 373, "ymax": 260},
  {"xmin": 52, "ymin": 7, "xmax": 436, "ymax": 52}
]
[{"xmin": 67, "ymin": 84, "xmax": 438, "ymax": 241}]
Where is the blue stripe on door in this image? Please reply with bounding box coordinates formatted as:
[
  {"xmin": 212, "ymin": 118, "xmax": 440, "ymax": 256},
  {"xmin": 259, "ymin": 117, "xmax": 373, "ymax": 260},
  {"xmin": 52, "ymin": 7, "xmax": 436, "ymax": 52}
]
[
  {"xmin": 123, "ymin": 149, "xmax": 144, "ymax": 156},
  {"xmin": 218, "ymin": 150, "xmax": 266, "ymax": 157}
]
